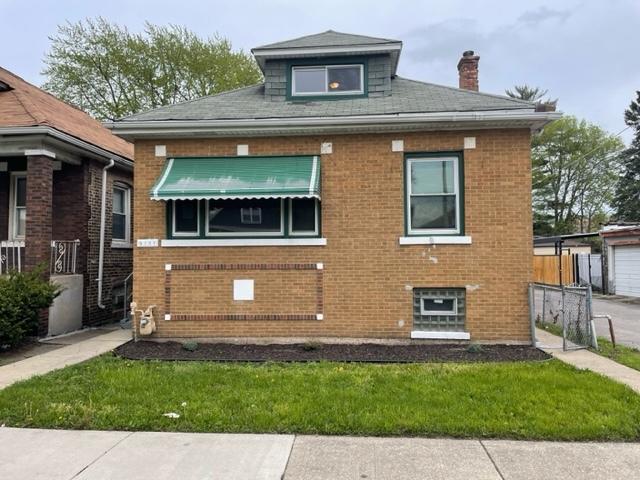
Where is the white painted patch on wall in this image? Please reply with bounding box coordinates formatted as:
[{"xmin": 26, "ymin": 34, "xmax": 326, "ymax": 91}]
[
  {"xmin": 464, "ymin": 137, "xmax": 476, "ymax": 149},
  {"xmin": 391, "ymin": 139, "xmax": 404, "ymax": 152},
  {"xmin": 428, "ymin": 256, "xmax": 438, "ymax": 264},
  {"xmin": 316, "ymin": 263, "xmax": 324, "ymax": 270},
  {"xmin": 233, "ymin": 279, "xmax": 254, "ymax": 301},
  {"xmin": 321, "ymin": 142, "xmax": 333, "ymax": 154},
  {"xmin": 398, "ymin": 319, "xmax": 405, "ymax": 327},
  {"xmin": 466, "ymin": 284, "xmax": 481, "ymax": 291},
  {"xmin": 316, "ymin": 314, "xmax": 324, "ymax": 320},
  {"xmin": 164, "ymin": 263, "xmax": 172, "ymax": 271},
  {"xmin": 404, "ymin": 285, "xmax": 413, "ymax": 291},
  {"xmin": 155, "ymin": 145, "xmax": 167, "ymax": 157},
  {"xmin": 164, "ymin": 314, "xmax": 171, "ymax": 321},
  {"xmin": 237, "ymin": 144, "xmax": 249, "ymax": 156}
]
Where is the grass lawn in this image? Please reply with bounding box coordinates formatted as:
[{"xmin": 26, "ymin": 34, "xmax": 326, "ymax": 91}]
[
  {"xmin": 538, "ymin": 322, "xmax": 640, "ymax": 372},
  {"xmin": 593, "ymin": 338, "xmax": 640, "ymax": 372},
  {"xmin": 1, "ymin": 355, "xmax": 640, "ymax": 440}
]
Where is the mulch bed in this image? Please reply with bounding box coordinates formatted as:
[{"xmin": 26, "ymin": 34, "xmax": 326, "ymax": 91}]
[{"xmin": 114, "ymin": 340, "xmax": 550, "ymax": 363}]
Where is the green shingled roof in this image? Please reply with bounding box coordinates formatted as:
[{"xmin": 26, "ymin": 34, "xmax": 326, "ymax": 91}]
[{"xmin": 122, "ymin": 77, "xmax": 534, "ymax": 123}]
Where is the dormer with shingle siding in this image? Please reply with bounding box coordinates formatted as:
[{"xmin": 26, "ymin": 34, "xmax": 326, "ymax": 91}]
[{"xmin": 253, "ymin": 30, "xmax": 401, "ymax": 102}]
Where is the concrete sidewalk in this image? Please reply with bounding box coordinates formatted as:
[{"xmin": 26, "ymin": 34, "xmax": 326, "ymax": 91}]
[
  {"xmin": 1, "ymin": 428, "xmax": 639, "ymax": 480},
  {"xmin": 0, "ymin": 328, "xmax": 131, "ymax": 389},
  {"xmin": 536, "ymin": 328, "xmax": 640, "ymax": 393}
]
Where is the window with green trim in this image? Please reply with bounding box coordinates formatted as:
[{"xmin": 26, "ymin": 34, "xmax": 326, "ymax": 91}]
[
  {"xmin": 168, "ymin": 198, "xmax": 320, "ymax": 239},
  {"xmin": 292, "ymin": 64, "xmax": 363, "ymax": 96},
  {"xmin": 405, "ymin": 154, "xmax": 463, "ymax": 235}
]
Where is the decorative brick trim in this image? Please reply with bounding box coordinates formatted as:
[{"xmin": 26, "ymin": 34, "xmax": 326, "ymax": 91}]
[
  {"xmin": 171, "ymin": 263, "xmax": 318, "ymax": 271},
  {"xmin": 164, "ymin": 263, "xmax": 323, "ymax": 322},
  {"xmin": 172, "ymin": 314, "xmax": 318, "ymax": 321},
  {"xmin": 164, "ymin": 270, "xmax": 172, "ymax": 316}
]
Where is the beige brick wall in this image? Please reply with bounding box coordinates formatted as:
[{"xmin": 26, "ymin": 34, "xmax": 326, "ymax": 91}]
[{"xmin": 132, "ymin": 129, "xmax": 533, "ymax": 342}]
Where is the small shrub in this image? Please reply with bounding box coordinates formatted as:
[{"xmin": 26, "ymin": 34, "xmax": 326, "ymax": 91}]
[
  {"xmin": 182, "ymin": 341, "xmax": 198, "ymax": 352},
  {"xmin": 0, "ymin": 267, "xmax": 60, "ymax": 349},
  {"xmin": 466, "ymin": 343, "xmax": 484, "ymax": 354},
  {"xmin": 302, "ymin": 341, "xmax": 322, "ymax": 352}
]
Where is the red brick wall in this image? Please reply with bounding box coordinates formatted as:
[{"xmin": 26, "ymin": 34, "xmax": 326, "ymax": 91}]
[
  {"xmin": 83, "ymin": 160, "xmax": 133, "ymax": 325},
  {"xmin": 131, "ymin": 130, "xmax": 534, "ymax": 343}
]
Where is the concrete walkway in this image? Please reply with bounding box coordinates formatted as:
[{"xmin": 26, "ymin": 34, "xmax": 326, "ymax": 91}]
[
  {"xmin": 0, "ymin": 328, "xmax": 131, "ymax": 389},
  {"xmin": 536, "ymin": 328, "xmax": 640, "ymax": 393},
  {"xmin": 1, "ymin": 428, "xmax": 639, "ymax": 480}
]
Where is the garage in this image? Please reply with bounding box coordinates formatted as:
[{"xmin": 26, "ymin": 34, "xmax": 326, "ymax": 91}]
[
  {"xmin": 602, "ymin": 226, "xmax": 640, "ymax": 298},
  {"xmin": 613, "ymin": 245, "xmax": 640, "ymax": 297}
]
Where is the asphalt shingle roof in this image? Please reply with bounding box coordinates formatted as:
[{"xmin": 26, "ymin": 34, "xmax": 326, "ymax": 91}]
[
  {"xmin": 253, "ymin": 30, "xmax": 401, "ymax": 50},
  {"xmin": 121, "ymin": 77, "xmax": 535, "ymax": 122},
  {"xmin": 0, "ymin": 67, "xmax": 133, "ymax": 159}
]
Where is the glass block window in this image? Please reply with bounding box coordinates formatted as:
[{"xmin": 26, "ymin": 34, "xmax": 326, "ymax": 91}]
[{"xmin": 413, "ymin": 288, "xmax": 466, "ymax": 331}]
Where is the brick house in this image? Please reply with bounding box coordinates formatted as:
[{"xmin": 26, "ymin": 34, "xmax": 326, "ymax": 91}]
[
  {"xmin": 0, "ymin": 67, "xmax": 134, "ymax": 335},
  {"xmin": 109, "ymin": 31, "xmax": 559, "ymax": 343}
]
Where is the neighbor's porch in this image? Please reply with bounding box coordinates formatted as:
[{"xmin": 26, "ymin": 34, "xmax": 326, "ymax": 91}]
[{"xmin": 0, "ymin": 154, "xmax": 85, "ymax": 335}]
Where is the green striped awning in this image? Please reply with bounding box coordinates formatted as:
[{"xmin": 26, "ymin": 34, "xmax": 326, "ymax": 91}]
[{"xmin": 150, "ymin": 155, "xmax": 320, "ymax": 201}]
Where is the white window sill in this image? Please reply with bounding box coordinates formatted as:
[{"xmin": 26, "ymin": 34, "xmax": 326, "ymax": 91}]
[
  {"xmin": 111, "ymin": 241, "xmax": 133, "ymax": 249},
  {"xmin": 411, "ymin": 331, "xmax": 470, "ymax": 340},
  {"xmin": 399, "ymin": 236, "xmax": 472, "ymax": 245},
  {"xmin": 161, "ymin": 238, "xmax": 327, "ymax": 247}
]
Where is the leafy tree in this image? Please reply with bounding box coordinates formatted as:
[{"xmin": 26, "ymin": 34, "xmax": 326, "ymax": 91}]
[
  {"xmin": 613, "ymin": 91, "xmax": 640, "ymax": 221},
  {"xmin": 43, "ymin": 18, "xmax": 262, "ymax": 120},
  {"xmin": 532, "ymin": 116, "xmax": 625, "ymax": 234}
]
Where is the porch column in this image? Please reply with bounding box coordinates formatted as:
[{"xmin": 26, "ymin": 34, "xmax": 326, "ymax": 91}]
[{"xmin": 25, "ymin": 154, "xmax": 53, "ymax": 273}]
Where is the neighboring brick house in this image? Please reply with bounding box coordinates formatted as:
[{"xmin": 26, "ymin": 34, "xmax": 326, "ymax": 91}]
[
  {"xmin": 109, "ymin": 31, "xmax": 559, "ymax": 343},
  {"xmin": 0, "ymin": 67, "xmax": 134, "ymax": 335}
]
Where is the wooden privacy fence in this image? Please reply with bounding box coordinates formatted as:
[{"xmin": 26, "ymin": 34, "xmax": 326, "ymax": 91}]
[{"xmin": 532, "ymin": 255, "xmax": 575, "ymax": 285}]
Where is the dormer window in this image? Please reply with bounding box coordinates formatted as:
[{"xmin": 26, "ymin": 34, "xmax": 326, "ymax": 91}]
[{"xmin": 292, "ymin": 64, "xmax": 364, "ymax": 97}]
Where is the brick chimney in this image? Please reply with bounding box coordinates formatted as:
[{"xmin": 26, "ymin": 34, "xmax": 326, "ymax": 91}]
[{"xmin": 457, "ymin": 50, "xmax": 480, "ymax": 91}]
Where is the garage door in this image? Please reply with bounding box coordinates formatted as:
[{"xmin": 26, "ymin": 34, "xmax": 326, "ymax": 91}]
[{"xmin": 614, "ymin": 245, "xmax": 640, "ymax": 297}]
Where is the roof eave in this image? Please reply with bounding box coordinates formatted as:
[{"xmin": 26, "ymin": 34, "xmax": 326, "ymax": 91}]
[
  {"xmin": 252, "ymin": 42, "xmax": 403, "ymax": 74},
  {"xmin": 0, "ymin": 125, "xmax": 133, "ymax": 169},
  {"xmin": 106, "ymin": 110, "xmax": 561, "ymax": 140}
]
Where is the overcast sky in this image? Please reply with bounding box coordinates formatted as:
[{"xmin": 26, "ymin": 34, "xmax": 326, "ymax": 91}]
[{"xmin": 1, "ymin": 0, "xmax": 638, "ymax": 143}]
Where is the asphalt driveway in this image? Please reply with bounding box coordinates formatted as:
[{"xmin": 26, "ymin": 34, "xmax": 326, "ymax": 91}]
[{"xmin": 592, "ymin": 296, "xmax": 640, "ymax": 349}]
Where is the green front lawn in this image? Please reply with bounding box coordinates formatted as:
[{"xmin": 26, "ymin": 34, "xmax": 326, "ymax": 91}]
[{"xmin": 1, "ymin": 355, "xmax": 639, "ymax": 441}]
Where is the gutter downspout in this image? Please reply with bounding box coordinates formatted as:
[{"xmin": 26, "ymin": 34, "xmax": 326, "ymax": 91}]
[{"xmin": 97, "ymin": 159, "xmax": 115, "ymax": 309}]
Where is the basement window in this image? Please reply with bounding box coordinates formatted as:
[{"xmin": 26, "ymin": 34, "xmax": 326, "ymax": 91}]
[{"xmin": 413, "ymin": 288, "xmax": 466, "ymax": 332}]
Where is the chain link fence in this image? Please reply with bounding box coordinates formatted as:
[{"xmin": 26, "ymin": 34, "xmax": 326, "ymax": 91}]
[{"xmin": 530, "ymin": 283, "xmax": 596, "ymax": 350}]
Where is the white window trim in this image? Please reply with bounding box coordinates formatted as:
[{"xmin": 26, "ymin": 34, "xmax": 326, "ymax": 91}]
[
  {"xmin": 206, "ymin": 199, "xmax": 285, "ymax": 237},
  {"xmin": 161, "ymin": 238, "xmax": 327, "ymax": 247},
  {"xmin": 172, "ymin": 199, "xmax": 201, "ymax": 237},
  {"xmin": 411, "ymin": 331, "xmax": 470, "ymax": 340},
  {"xmin": 8, "ymin": 172, "xmax": 26, "ymax": 241},
  {"xmin": 292, "ymin": 64, "xmax": 364, "ymax": 97},
  {"xmin": 420, "ymin": 297, "xmax": 458, "ymax": 316},
  {"xmin": 288, "ymin": 198, "xmax": 319, "ymax": 237},
  {"xmin": 406, "ymin": 157, "xmax": 461, "ymax": 236},
  {"xmin": 112, "ymin": 184, "xmax": 132, "ymax": 245}
]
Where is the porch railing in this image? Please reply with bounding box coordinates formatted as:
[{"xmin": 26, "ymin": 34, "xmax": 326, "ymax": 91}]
[
  {"xmin": 0, "ymin": 240, "xmax": 24, "ymax": 275},
  {"xmin": 1, "ymin": 240, "xmax": 79, "ymax": 275},
  {"xmin": 50, "ymin": 240, "xmax": 80, "ymax": 275}
]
